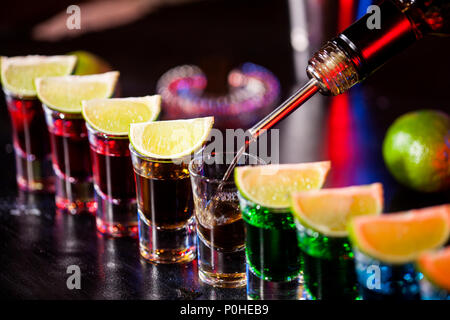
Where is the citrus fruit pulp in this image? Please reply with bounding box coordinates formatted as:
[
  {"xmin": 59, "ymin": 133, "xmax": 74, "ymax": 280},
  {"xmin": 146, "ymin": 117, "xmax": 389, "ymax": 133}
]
[
  {"xmin": 35, "ymin": 71, "xmax": 119, "ymax": 113},
  {"xmin": 349, "ymin": 204, "xmax": 450, "ymax": 264},
  {"xmin": 291, "ymin": 183, "xmax": 383, "ymax": 237},
  {"xmin": 1, "ymin": 55, "xmax": 77, "ymax": 97},
  {"xmin": 82, "ymin": 96, "xmax": 161, "ymax": 135},
  {"xmin": 235, "ymin": 161, "xmax": 330, "ymax": 209},
  {"xmin": 129, "ymin": 117, "xmax": 214, "ymax": 159}
]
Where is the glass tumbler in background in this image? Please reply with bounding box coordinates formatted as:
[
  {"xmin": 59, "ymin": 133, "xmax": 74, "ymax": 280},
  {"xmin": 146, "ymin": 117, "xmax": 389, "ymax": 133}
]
[
  {"xmin": 3, "ymin": 91, "xmax": 54, "ymax": 192},
  {"xmin": 43, "ymin": 105, "xmax": 95, "ymax": 214},
  {"xmin": 239, "ymin": 195, "xmax": 303, "ymax": 300},
  {"xmin": 87, "ymin": 123, "xmax": 137, "ymax": 237},
  {"xmin": 189, "ymin": 152, "xmax": 265, "ymax": 288},
  {"xmin": 130, "ymin": 145, "xmax": 196, "ymax": 264}
]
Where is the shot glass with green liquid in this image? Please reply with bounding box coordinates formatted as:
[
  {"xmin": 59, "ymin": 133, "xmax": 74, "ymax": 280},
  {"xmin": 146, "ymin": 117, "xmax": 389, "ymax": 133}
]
[
  {"xmin": 235, "ymin": 161, "xmax": 330, "ymax": 300},
  {"xmin": 291, "ymin": 184, "xmax": 384, "ymax": 300}
]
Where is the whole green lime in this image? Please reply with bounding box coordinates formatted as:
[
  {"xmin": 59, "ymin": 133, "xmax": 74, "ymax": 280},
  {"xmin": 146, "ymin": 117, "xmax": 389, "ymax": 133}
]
[
  {"xmin": 382, "ymin": 110, "xmax": 450, "ymax": 193},
  {"xmin": 67, "ymin": 50, "xmax": 112, "ymax": 75}
]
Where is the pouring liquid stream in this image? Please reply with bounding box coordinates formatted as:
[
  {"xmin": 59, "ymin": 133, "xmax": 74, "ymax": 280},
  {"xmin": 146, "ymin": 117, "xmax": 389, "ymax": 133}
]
[{"xmin": 206, "ymin": 79, "xmax": 320, "ymax": 211}]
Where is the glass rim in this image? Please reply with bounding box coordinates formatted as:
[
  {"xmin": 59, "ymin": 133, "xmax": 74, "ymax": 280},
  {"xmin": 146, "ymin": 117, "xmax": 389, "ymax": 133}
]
[
  {"xmin": 86, "ymin": 122, "xmax": 129, "ymax": 139},
  {"xmin": 129, "ymin": 143, "xmax": 198, "ymax": 164},
  {"xmin": 2, "ymin": 87, "xmax": 37, "ymax": 100},
  {"xmin": 294, "ymin": 218, "xmax": 349, "ymax": 240},
  {"xmin": 42, "ymin": 103, "xmax": 83, "ymax": 118},
  {"xmin": 188, "ymin": 151, "xmax": 266, "ymax": 184},
  {"xmin": 237, "ymin": 191, "xmax": 290, "ymax": 213}
]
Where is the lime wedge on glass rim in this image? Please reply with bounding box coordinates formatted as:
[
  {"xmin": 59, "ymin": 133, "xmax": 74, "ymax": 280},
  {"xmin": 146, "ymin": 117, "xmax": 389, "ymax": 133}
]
[
  {"xmin": 291, "ymin": 183, "xmax": 384, "ymax": 237},
  {"xmin": 35, "ymin": 71, "xmax": 119, "ymax": 113},
  {"xmin": 129, "ymin": 117, "xmax": 214, "ymax": 159},
  {"xmin": 348, "ymin": 204, "xmax": 450, "ymax": 264},
  {"xmin": 0, "ymin": 55, "xmax": 77, "ymax": 98},
  {"xmin": 82, "ymin": 96, "xmax": 161, "ymax": 135},
  {"xmin": 234, "ymin": 161, "xmax": 331, "ymax": 209}
]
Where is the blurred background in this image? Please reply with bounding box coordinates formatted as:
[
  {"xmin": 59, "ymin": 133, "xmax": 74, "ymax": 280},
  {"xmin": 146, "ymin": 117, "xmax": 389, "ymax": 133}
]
[{"xmin": 1, "ymin": 0, "xmax": 449, "ymax": 209}]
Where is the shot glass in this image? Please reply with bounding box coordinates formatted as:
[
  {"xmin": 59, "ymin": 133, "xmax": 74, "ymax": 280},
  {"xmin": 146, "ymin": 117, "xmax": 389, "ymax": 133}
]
[
  {"xmin": 87, "ymin": 123, "xmax": 137, "ymax": 237},
  {"xmin": 3, "ymin": 90, "xmax": 54, "ymax": 192},
  {"xmin": 189, "ymin": 151, "xmax": 265, "ymax": 288},
  {"xmin": 354, "ymin": 248, "xmax": 421, "ymax": 300},
  {"xmin": 238, "ymin": 195, "xmax": 303, "ymax": 300},
  {"xmin": 295, "ymin": 221, "xmax": 359, "ymax": 300},
  {"xmin": 130, "ymin": 145, "xmax": 196, "ymax": 264},
  {"xmin": 43, "ymin": 105, "xmax": 95, "ymax": 214}
]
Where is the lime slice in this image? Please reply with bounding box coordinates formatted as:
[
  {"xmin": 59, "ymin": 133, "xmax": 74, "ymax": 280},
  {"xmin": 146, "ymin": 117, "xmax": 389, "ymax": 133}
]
[
  {"xmin": 129, "ymin": 117, "xmax": 214, "ymax": 159},
  {"xmin": 35, "ymin": 71, "xmax": 119, "ymax": 113},
  {"xmin": 235, "ymin": 162, "xmax": 330, "ymax": 209},
  {"xmin": 418, "ymin": 247, "xmax": 450, "ymax": 292},
  {"xmin": 291, "ymin": 183, "xmax": 383, "ymax": 237},
  {"xmin": 1, "ymin": 55, "xmax": 77, "ymax": 98},
  {"xmin": 348, "ymin": 204, "xmax": 450, "ymax": 264},
  {"xmin": 82, "ymin": 96, "xmax": 161, "ymax": 135}
]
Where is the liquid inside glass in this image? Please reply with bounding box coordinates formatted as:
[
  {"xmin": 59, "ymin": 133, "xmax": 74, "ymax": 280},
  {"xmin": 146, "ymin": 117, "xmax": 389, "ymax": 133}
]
[
  {"xmin": 297, "ymin": 223, "xmax": 359, "ymax": 300},
  {"xmin": 132, "ymin": 153, "xmax": 196, "ymax": 264},
  {"xmin": 241, "ymin": 203, "xmax": 301, "ymax": 282},
  {"xmin": 49, "ymin": 116, "xmax": 92, "ymax": 182},
  {"xmin": 4, "ymin": 93, "xmax": 53, "ymax": 191},
  {"xmin": 44, "ymin": 106, "xmax": 94, "ymax": 214},
  {"xmin": 89, "ymin": 129, "xmax": 137, "ymax": 237}
]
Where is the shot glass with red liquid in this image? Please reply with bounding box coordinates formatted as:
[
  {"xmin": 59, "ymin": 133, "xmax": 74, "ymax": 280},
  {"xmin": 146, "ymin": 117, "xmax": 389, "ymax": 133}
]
[
  {"xmin": 3, "ymin": 90, "xmax": 54, "ymax": 192},
  {"xmin": 87, "ymin": 123, "xmax": 137, "ymax": 237},
  {"xmin": 43, "ymin": 105, "xmax": 95, "ymax": 214}
]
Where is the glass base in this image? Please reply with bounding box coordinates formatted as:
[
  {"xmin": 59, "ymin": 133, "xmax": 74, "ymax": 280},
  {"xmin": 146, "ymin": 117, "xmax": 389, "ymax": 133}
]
[
  {"xmin": 95, "ymin": 188, "xmax": 138, "ymax": 238},
  {"xmin": 246, "ymin": 265, "xmax": 308, "ymax": 300},
  {"xmin": 138, "ymin": 211, "xmax": 196, "ymax": 264},
  {"xmin": 15, "ymin": 151, "xmax": 54, "ymax": 193},
  {"xmin": 197, "ymin": 234, "xmax": 246, "ymax": 288},
  {"xmin": 199, "ymin": 269, "xmax": 246, "ymax": 288},
  {"xmin": 55, "ymin": 176, "xmax": 95, "ymax": 215}
]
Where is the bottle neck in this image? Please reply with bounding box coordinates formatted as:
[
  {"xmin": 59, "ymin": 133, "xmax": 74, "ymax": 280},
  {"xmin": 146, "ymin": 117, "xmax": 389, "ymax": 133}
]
[{"xmin": 308, "ymin": 0, "xmax": 419, "ymax": 95}]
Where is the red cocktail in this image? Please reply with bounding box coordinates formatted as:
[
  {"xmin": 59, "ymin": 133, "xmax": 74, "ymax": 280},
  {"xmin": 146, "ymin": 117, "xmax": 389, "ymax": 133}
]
[
  {"xmin": 87, "ymin": 123, "xmax": 137, "ymax": 237},
  {"xmin": 43, "ymin": 105, "xmax": 95, "ymax": 214},
  {"xmin": 4, "ymin": 91, "xmax": 54, "ymax": 192}
]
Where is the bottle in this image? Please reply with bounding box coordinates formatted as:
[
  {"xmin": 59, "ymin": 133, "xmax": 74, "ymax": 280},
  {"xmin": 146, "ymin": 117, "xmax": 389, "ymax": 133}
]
[
  {"xmin": 220, "ymin": 0, "xmax": 450, "ymax": 183},
  {"xmin": 307, "ymin": 0, "xmax": 450, "ymax": 96}
]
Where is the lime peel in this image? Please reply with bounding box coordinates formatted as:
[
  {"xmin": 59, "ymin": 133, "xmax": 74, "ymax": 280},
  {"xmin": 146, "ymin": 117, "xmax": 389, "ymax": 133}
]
[
  {"xmin": 291, "ymin": 183, "xmax": 383, "ymax": 237},
  {"xmin": 1, "ymin": 55, "xmax": 77, "ymax": 98},
  {"xmin": 234, "ymin": 161, "xmax": 330, "ymax": 209},
  {"xmin": 129, "ymin": 117, "xmax": 214, "ymax": 160},
  {"xmin": 348, "ymin": 204, "xmax": 450, "ymax": 264},
  {"xmin": 35, "ymin": 71, "xmax": 119, "ymax": 113}
]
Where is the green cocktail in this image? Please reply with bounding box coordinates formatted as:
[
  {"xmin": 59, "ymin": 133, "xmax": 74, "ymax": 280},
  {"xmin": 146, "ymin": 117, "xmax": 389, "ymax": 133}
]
[
  {"xmin": 291, "ymin": 183, "xmax": 384, "ymax": 300},
  {"xmin": 241, "ymin": 197, "xmax": 301, "ymax": 282},
  {"xmin": 235, "ymin": 161, "xmax": 331, "ymax": 300},
  {"xmin": 296, "ymin": 222, "xmax": 358, "ymax": 300}
]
